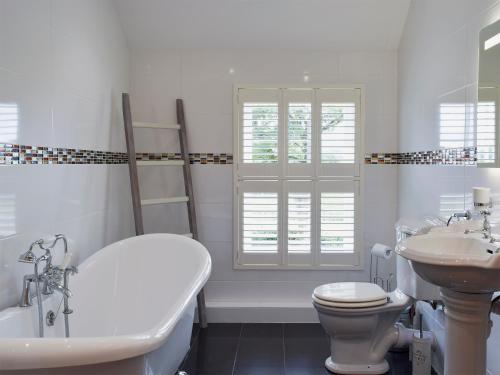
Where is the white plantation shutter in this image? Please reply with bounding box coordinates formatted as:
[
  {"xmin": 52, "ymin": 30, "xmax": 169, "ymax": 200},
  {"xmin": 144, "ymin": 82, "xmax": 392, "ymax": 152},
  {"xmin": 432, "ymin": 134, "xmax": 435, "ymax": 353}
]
[
  {"xmin": 317, "ymin": 180, "xmax": 361, "ymax": 267},
  {"xmin": 284, "ymin": 88, "xmax": 315, "ymax": 177},
  {"xmin": 238, "ymin": 180, "xmax": 281, "ymax": 265},
  {"xmin": 242, "ymin": 103, "xmax": 279, "ymax": 163},
  {"xmin": 317, "ymin": 89, "xmax": 361, "ymax": 177},
  {"xmin": 321, "ymin": 103, "xmax": 356, "ymax": 163},
  {"xmin": 242, "ymin": 192, "xmax": 279, "ymax": 253},
  {"xmin": 238, "ymin": 89, "xmax": 281, "ymax": 177},
  {"xmin": 286, "ymin": 180, "xmax": 314, "ymax": 266},
  {"xmin": 235, "ymin": 87, "xmax": 362, "ymax": 269},
  {"xmin": 320, "ymin": 193, "xmax": 355, "ymax": 253},
  {"xmin": 288, "ymin": 193, "xmax": 312, "ymax": 252},
  {"xmin": 288, "ymin": 103, "xmax": 312, "ymax": 164}
]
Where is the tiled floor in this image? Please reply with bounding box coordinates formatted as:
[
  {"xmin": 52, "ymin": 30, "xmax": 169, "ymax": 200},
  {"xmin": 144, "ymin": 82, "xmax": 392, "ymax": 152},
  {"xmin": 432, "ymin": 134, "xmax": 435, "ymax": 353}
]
[{"xmin": 178, "ymin": 323, "xmax": 413, "ymax": 375}]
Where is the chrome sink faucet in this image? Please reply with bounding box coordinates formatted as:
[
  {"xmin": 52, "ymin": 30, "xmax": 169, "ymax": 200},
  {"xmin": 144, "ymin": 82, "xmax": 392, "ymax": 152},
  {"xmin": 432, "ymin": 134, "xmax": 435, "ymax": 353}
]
[
  {"xmin": 447, "ymin": 210, "xmax": 472, "ymax": 226},
  {"xmin": 464, "ymin": 201, "xmax": 498, "ymax": 243},
  {"xmin": 18, "ymin": 234, "xmax": 77, "ymax": 338}
]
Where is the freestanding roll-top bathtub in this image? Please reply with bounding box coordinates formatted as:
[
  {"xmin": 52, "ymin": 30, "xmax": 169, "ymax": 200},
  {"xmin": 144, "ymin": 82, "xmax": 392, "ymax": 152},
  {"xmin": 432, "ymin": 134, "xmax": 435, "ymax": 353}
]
[{"xmin": 0, "ymin": 233, "xmax": 211, "ymax": 375}]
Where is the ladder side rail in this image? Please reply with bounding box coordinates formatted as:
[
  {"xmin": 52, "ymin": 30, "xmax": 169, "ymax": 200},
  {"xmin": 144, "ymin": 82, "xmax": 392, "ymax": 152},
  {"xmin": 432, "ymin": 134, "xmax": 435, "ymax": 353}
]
[
  {"xmin": 122, "ymin": 93, "xmax": 145, "ymax": 236},
  {"xmin": 176, "ymin": 99, "xmax": 199, "ymax": 240},
  {"xmin": 176, "ymin": 98, "xmax": 207, "ymax": 328}
]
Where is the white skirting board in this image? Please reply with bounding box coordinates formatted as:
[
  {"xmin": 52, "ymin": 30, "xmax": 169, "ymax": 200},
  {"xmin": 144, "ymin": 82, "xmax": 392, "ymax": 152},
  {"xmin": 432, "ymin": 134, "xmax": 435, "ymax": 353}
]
[{"xmin": 194, "ymin": 302, "xmax": 319, "ymax": 323}]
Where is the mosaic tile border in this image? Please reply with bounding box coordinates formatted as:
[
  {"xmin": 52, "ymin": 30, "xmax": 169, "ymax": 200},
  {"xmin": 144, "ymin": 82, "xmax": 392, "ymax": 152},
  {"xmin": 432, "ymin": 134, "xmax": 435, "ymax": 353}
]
[
  {"xmin": 0, "ymin": 144, "xmax": 128, "ymax": 165},
  {"xmin": 2, "ymin": 142, "xmax": 474, "ymax": 166},
  {"xmin": 364, "ymin": 147, "xmax": 477, "ymax": 166},
  {"xmin": 0, "ymin": 143, "xmax": 233, "ymax": 166},
  {"xmin": 136, "ymin": 152, "xmax": 233, "ymax": 165}
]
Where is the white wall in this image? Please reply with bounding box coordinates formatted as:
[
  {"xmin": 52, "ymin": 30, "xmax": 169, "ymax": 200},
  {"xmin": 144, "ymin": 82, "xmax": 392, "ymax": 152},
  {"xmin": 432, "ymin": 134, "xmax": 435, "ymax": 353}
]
[
  {"xmin": 398, "ymin": 0, "xmax": 500, "ymax": 373},
  {"xmin": 130, "ymin": 49, "xmax": 399, "ymax": 321},
  {"xmin": 0, "ymin": 0, "xmax": 133, "ymax": 310}
]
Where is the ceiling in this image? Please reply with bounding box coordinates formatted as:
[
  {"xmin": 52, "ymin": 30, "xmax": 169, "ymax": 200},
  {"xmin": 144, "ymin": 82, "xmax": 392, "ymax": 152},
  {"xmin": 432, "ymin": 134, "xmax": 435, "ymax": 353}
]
[{"xmin": 113, "ymin": 0, "xmax": 411, "ymax": 51}]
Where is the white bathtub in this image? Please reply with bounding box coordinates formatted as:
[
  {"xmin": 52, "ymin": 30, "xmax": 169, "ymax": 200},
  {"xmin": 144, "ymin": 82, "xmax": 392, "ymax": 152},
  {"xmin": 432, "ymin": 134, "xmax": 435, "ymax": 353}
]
[{"xmin": 0, "ymin": 233, "xmax": 211, "ymax": 375}]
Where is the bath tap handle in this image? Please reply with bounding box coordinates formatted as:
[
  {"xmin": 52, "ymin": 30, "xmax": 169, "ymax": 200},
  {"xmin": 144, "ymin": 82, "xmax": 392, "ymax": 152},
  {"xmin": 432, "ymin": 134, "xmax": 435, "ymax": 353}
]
[{"xmin": 48, "ymin": 281, "xmax": 72, "ymax": 298}]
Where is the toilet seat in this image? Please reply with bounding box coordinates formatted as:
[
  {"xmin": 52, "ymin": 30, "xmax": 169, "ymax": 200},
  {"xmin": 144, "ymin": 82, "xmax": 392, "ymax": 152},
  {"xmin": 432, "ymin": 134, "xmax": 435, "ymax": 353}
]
[{"xmin": 313, "ymin": 282, "xmax": 388, "ymax": 308}]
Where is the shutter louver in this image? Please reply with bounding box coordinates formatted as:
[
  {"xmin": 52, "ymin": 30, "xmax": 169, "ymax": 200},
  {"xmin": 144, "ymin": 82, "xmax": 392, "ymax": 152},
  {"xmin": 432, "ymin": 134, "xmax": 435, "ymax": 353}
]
[
  {"xmin": 321, "ymin": 103, "xmax": 356, "ymax": 164},
  {"xmin": 242, "ymin": 102, "xmax": 279, "ymax": 164},
  {"xmin": 288, "ymin": 103, "xmax": 312, "ymax": 164},
  {"xmin": 242, "ymin": 192, "xmax": 278, "ymax": 253},
  {"xmin": 288, "ymin": 192, "xmax": 311, "ymax": 253},
  {"xmin": 320, "ymin": 192, "xmax": 355, "ymax": 253}
]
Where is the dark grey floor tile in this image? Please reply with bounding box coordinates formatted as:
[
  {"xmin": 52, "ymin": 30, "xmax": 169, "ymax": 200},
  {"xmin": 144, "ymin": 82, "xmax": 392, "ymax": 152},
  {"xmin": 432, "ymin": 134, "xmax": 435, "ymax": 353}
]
[
  {"xmin": 285, "ymin": 366, "xmax": 331, "ymax": 375},
  {"xmin": 235, "ymin": 324, "xmax": 284, "ymax": 368},
  {"xmin": 180, "ymin": 323, "xmax": 242, "ymax": 375},
  {"xmin": 284, "ymin": 323, "xmax": 328, "ymax": 340},
  {"xmin": 233, "ymin": 366, "xmax": 286, "ymax": 375},
  {"xmin": 179, "ymin": 323, "xmax": 416, "ymax": 375},
  {"xmin": 284, "ymin": 323, "xmax": 330, "ymax": 369},
  {"xmin": 241, "ymin": 323, "xmax": 284, "ymax": 338}
]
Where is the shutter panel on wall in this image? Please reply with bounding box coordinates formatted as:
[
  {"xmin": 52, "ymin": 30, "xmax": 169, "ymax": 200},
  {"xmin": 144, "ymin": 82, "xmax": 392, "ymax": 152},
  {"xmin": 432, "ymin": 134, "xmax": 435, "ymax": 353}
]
[
  {"xmin": 235, "ymin": 87, "xmax": 362, "ymax": 269},
  {"xmin": 285, "ymin": 180, "xmax": 314, "ymax": 266},
  {"xmin": 317, "ymin": 89, "xmax": 361, "ymax": 177},
  {"xmin": 317, "ymin": 180, "xmax": 360, "ymax": 267},
  {"xmin": 238, "ymin": 89, "xmax": 281, "ymax": 177},
  {"xmin": 284, "ymin": 89, "xmax": 315, "ymax": 177},
  {"xmin": 242, "ymin": 191, "xmax": 279, "ymax": 253},
  {"xmin": 320, "ymin": 192, "xmax": 355, "ymax": 253},
  {"xmin": 287, "ymin": 192, "xmax": 312, "ymax": 252},
  {"xmin": 242, "ymin": 103, "xmax": 279, "ymax": 163},
  {"xmin": 321, "ymin": 103, "xmax": 356, "ymax": 163},
  {"xmin": 237, "ymin": 180, "xmax": 281, "ymax": 265}
]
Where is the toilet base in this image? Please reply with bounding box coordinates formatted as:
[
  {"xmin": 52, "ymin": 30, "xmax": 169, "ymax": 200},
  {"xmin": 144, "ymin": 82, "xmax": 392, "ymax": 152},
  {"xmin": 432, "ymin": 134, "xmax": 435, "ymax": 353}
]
[{"xmin": 325, "ymin": 357, "xmax": 389, "ymax": 375}]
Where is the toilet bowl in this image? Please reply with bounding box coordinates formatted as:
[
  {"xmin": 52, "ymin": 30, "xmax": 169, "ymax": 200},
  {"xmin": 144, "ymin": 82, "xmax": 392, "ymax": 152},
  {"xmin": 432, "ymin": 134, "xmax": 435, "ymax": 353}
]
[{"xmin": 313, "ymin": 282, "xmax": 412, "ymax": 375}]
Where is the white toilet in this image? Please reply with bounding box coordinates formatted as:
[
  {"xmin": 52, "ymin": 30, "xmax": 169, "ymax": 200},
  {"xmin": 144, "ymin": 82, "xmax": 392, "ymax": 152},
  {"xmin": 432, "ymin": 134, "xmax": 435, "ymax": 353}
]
[{"xmin": 313, "ymin": 256, "xmax": 440, "ymax": 374}]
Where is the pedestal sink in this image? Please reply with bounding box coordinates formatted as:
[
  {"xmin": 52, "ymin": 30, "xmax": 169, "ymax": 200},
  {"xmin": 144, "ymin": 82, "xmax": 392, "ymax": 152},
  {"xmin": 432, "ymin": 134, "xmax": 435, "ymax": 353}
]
[{"xmin": 397, "ymin": 232, "xmax": 500, "ymax": 375}]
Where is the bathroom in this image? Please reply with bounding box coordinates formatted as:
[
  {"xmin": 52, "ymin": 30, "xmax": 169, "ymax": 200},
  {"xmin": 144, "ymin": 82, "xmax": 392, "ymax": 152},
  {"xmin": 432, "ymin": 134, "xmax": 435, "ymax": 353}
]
[{"xmin": 1, "ymin": 0, "xmax": 500, "ymax": 374}]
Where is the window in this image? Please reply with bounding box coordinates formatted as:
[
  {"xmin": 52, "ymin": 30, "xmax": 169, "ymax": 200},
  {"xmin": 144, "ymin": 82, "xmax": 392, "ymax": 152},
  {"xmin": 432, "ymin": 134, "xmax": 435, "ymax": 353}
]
[
  {"xmin": 477, "ymin": 87, "xmax": 497, "ymax": 164},
  {"xmin": 234, "ymin": 87, "xmax": 363, "ymax": 269},
  {"xmin": 439, "ymin": 103, "xmax": 467, "ymax": 149}
]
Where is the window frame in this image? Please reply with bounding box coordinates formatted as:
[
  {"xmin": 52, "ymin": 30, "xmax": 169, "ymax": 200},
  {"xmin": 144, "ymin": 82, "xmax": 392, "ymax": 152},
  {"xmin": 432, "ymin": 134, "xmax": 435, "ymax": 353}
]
[{"xmin": 233, "ymin": 84, "xmax": 365, "ymax": 270}]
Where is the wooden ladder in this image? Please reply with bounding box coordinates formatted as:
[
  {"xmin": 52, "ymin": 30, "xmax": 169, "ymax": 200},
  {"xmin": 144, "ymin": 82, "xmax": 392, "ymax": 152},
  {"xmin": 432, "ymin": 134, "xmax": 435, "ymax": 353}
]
[{"xmin": 122, "ymin": 93, "xmax": 208, "ymax": 328}]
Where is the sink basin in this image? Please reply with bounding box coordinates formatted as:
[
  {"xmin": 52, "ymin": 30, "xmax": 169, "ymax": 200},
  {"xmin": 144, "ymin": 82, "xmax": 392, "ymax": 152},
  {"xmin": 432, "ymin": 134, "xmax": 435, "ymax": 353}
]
[{"xmin": 396, "ymin": 232, "xmax": 500, "ymax": 293}]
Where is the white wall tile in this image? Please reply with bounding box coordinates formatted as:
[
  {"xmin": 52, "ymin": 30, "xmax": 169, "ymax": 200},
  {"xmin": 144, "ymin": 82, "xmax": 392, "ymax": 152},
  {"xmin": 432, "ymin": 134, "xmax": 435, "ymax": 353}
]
[
  {"xmin": 130, "ymin": 48, "xmax": 399, "ymax": 306},
  {"xmin": 0, "ymin": 0, "xmax": 132, "ymax": 311}
]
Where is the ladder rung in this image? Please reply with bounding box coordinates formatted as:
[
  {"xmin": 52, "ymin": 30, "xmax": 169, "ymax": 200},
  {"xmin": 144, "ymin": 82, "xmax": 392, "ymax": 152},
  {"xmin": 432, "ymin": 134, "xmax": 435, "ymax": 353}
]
[
  {"xmin": 141, "ymin": 196, "xmax": 189, "ymax": 206},
  {"xmin": 137, "ymin": 160, "xmax": 184, "ymax": 166},
  {"xmin": 182, "ymin": 233, "xmax": 193, "ymax": 238},
  {"xmin": 133, "ymin": 122, "xmax": 180, "ymax": 130}
]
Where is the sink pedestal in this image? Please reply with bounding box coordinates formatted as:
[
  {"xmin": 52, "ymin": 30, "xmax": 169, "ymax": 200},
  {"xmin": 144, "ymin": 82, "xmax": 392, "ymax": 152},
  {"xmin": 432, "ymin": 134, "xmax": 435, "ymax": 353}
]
[{"xmin": 441, "ymin": 288, "xmax": 493, "ymax": 375}]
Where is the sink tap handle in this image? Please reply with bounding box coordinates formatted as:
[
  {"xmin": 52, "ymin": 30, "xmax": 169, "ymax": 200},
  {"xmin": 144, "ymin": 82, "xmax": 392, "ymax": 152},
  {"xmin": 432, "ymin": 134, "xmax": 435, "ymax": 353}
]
[{"xmin": 447, "ymin": 210, "xmax": 472, "ymax": 226}]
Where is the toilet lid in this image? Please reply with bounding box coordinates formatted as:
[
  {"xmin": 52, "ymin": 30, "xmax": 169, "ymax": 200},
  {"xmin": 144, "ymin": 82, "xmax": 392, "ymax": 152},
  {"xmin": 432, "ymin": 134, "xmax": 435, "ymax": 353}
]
[
  {"xmin": 312, "ymin": 295, "xmax": 388, "ymax": 308},
  {"xmin": 313, "ymin": 282, "xmax": 387, "ymax": 304}
]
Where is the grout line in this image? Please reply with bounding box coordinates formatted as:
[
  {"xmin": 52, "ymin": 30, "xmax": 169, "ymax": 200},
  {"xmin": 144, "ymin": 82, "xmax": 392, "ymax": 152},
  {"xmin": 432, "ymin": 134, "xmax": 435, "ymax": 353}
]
[
  {"xmin": 231, "ymin": 323, "xmax": 244, "ymax": 375},
  {"xmin": 282, "ymin": 323, "xmax": 287, "ymax": 373}
]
